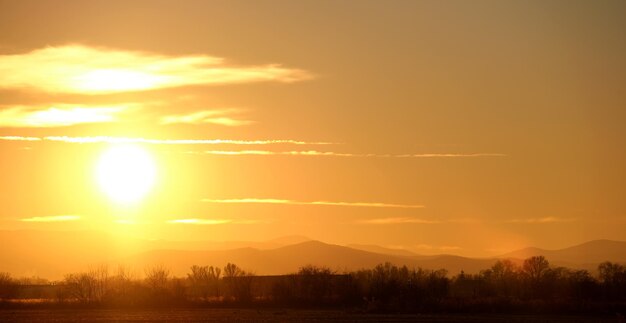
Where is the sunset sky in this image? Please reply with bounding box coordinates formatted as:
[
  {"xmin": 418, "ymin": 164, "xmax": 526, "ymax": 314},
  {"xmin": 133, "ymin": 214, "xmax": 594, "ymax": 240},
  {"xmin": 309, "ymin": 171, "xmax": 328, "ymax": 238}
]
[{"xmin": 1, "ymin": 0, "xmax": 625, "ymax": 257}]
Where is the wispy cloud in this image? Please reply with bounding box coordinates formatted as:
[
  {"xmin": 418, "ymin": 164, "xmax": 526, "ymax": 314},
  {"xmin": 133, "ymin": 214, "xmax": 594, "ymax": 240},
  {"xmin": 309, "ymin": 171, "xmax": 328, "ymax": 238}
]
[
  {"xmin": 160, "ymin": 109, "xmax": 254, "ymax": 126},
  {"xmin": 167, "ymin": 218, "xmax": 232, "ymax": 225},
  {"xmin": 44, "ymin": 137, "xmax": 331, "ymax": 145},
  {"xmin": 192, "ymin": 150, "xmax": 506, "ymax": 158},
  {"xmin": 21, "ymin": 215, "xmax": 81, "ymax": 222},
  {"xmin": 395, "ymin": 153, "xmax": 506, "ymax": 158},
  {"xmin": 193, "ymin": 150, "xmax": 356, "ymax": 156},
  {"xmin": 0, "ymin": 104, "xmax": 131, "ymax": 127},
  {"xmin": 506, "ymin": 217, "xmax": 576, "ymax": 224},
  {"xmin": 357, "ymin": 217, "xmax": 438, "ymax": 224},
  {"xmin": 356, "ymin": 217, "xmax": 477, "ymax": 225},
  {"xmin": 166, "ymin": 218, "xmax": 263, "ymax": 225},
  {"xmin": 0, "ymin": 136, "xmax": 503, "ymax": 159},
  {"xmin": 0, "ymin": 45, "xmax": 312, "ymax": 94},
  {"xmin": 0, "ymin": 135, "xmax": 334, "ymax": 145},
  {"xmin": 203, "ymin": 198, "xmax": 424, "ymax": 209},
  {"xmin": 0, "ymin": 136, "xmax": 41, "ymax": 141}
]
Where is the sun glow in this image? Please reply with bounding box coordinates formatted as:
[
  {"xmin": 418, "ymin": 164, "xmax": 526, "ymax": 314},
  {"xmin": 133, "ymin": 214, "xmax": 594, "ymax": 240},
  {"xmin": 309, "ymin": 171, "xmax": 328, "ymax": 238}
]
[{"xmin": 96, "ymin": 144, "xmax": 157, "ymax": 204}]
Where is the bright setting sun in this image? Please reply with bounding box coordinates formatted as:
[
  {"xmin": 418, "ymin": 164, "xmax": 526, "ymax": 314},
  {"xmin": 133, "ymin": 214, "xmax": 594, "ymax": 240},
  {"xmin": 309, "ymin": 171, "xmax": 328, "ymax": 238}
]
[{"xmin": 95, "ymin": 144, "xmax": 157, "ymax": 204}]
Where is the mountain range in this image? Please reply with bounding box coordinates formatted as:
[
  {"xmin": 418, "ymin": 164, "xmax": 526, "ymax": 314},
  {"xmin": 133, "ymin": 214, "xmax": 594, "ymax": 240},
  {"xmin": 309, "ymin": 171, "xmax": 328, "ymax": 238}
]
[{"xmin": 1, "ymin": 230, "xmax": 624, "ymax": 280}]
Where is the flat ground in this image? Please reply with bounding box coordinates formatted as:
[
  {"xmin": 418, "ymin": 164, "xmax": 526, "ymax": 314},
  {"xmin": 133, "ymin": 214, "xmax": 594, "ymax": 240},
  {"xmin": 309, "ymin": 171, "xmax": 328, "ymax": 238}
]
[{"xmin": 0, "ymin": 309, "xmax": 622, "ymax": 323}]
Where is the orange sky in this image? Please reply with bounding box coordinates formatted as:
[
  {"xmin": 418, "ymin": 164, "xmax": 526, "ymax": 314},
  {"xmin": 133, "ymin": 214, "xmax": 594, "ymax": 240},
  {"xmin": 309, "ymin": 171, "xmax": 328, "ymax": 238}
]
[{"xmin": 0, "ymin": 0, "xmax": 625, "ymax": 257}]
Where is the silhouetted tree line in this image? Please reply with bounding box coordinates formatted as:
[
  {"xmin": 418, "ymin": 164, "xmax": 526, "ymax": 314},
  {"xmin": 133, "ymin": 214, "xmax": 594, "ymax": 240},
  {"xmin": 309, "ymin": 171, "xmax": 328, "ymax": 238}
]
[{"xmin": 1, "ymin": 257, "xmax": 626, "ymax": 313}]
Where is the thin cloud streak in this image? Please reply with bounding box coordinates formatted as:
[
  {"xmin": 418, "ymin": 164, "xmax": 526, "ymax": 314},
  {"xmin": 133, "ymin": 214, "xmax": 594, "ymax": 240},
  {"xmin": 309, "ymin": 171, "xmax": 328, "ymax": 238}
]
[
  {"xmin": 196, "ymin": 150, "xmax": 356, "ymax": 156},
  {"xmin": 506, "ymin": 216, "xmax": 576, "ymax": 224},
  {"xmin": 357, "ymin": 217, "xmax": 438, "ymax": 224},
  {"xmin": 357, "ymin": 217, "xmax": 476, "ymax": 225},
  {"xmin": 0, "ymin": 104, "xmax": 130, "ymax": 127},
  {"xmin": 0, "ymin": 137, "xmax": 502, "ymax": 158},
  {"xmin": 21, "ymin": 215, "xmax": 81, "ymax": 222},
  {"xmin": 0, "ymin": 136, "xmax": 41, "ymax": 141},
  {"xmin": 203, "ymin": 198, "xmax": 424, "ymax": 209},
  {"xmin": 397, "ymin": 153, "xmax": 507, "ymax": 158},
  {"xmin": 0, "ymin": 45, "xmax": 312, "ymax": 94},
  {"xmin": 161, "ymin": 109, "xmax": 254, "ymax": 126},
  {"xmin": 0, "ymin": 136, "xmax": 334, "ymax": 145},
  {"xmin": 167, "ymin": 218, "xmax": 232, "ymax": 225},
  {"xmin": 194, "ymin": 150, "xmax": 506, "ymax": 158},
  {"xmin": 166, "ymin": 218, "xmax": 264, "ymax": 225}
]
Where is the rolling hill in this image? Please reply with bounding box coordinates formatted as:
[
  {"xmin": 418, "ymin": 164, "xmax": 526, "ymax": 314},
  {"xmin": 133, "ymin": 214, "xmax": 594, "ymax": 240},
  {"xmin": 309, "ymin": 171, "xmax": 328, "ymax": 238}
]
[
  {"xmin": 347, "ymin": 244, "xmax": 419, "ymax": 257},
  {"xmin": 500, "ymin": 239, "xmax": 626, "ymax": 265},
  {"xmin": 1, "ymin": 230, "xmax": 624, "ymax": 280},
  {"xmin": 127, "ymin": 240, "xmax": 498, "ymax": 276},
  {"xmin": 0, "ymin": 230, "xmax": 310, "ymax": 279}
]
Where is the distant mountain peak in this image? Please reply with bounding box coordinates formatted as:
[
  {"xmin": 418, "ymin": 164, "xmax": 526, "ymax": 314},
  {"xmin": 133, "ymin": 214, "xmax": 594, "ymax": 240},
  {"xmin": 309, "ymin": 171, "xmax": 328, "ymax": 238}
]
[
  {"xmin": 500, "ymin": 239, "xmax": 626, "ymax": 265},
  {"xmin": 266, "ymin": 235, "xmax": 312, "ymax": 244},
  {"xmin": 347, "ymin": 244, "xmax": 418, "ymax": 257}
]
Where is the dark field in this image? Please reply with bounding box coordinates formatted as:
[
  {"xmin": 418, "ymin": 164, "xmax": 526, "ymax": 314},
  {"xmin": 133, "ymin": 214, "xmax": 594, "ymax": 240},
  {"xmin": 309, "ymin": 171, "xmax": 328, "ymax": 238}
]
[{"xmin": 0, "ymin": 309, "xmax": 622, "ymax": 323}]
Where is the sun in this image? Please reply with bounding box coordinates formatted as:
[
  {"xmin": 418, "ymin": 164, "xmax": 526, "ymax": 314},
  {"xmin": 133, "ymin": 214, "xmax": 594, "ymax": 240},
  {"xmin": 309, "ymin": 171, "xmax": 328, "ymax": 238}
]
[{"xmin": 96, "ymin": 144, "xmax": 157, "ymax": 204}]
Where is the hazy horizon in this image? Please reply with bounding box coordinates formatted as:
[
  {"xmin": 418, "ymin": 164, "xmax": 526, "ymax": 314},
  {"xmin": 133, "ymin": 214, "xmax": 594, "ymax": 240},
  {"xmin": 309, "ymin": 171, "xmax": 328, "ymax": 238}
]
[
  {"xmin": 3, "ymin": 227, "xmax": 625, "ymax": 255},
  {"xmin": 2, "ymin": 228, "xmax": 625, "ymax": 281}
]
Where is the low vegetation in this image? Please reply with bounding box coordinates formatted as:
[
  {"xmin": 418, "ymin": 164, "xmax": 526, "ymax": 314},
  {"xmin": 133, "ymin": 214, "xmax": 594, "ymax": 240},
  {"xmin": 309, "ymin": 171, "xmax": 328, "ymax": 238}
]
[{"xmin": 1, "ymin": 257, "xmax": 625, "ymax": 314}]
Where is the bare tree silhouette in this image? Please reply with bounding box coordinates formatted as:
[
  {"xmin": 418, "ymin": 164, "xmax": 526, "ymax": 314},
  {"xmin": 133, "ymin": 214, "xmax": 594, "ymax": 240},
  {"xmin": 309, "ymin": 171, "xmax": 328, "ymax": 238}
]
[
  {"xmin": 61, "ymin": 266, "xmax": 109, "ymax": 303},
  {"xmin": 145, "ymin": 265, "xmax": 170, "ymax": 292},
  {"xmin": 522, "ymin": 256, "xmax": 550, "ymax": 282},
  {"xmin": 598, "ymin": 261, "xmax": 626, "ymax": 299},
  {"xmin": 223, "ymin": 263, "xmax": 254, "ymax": 302},
  {"xmin": 187, "ymin": 265, "xmax": 221, "ymax": 300}
]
